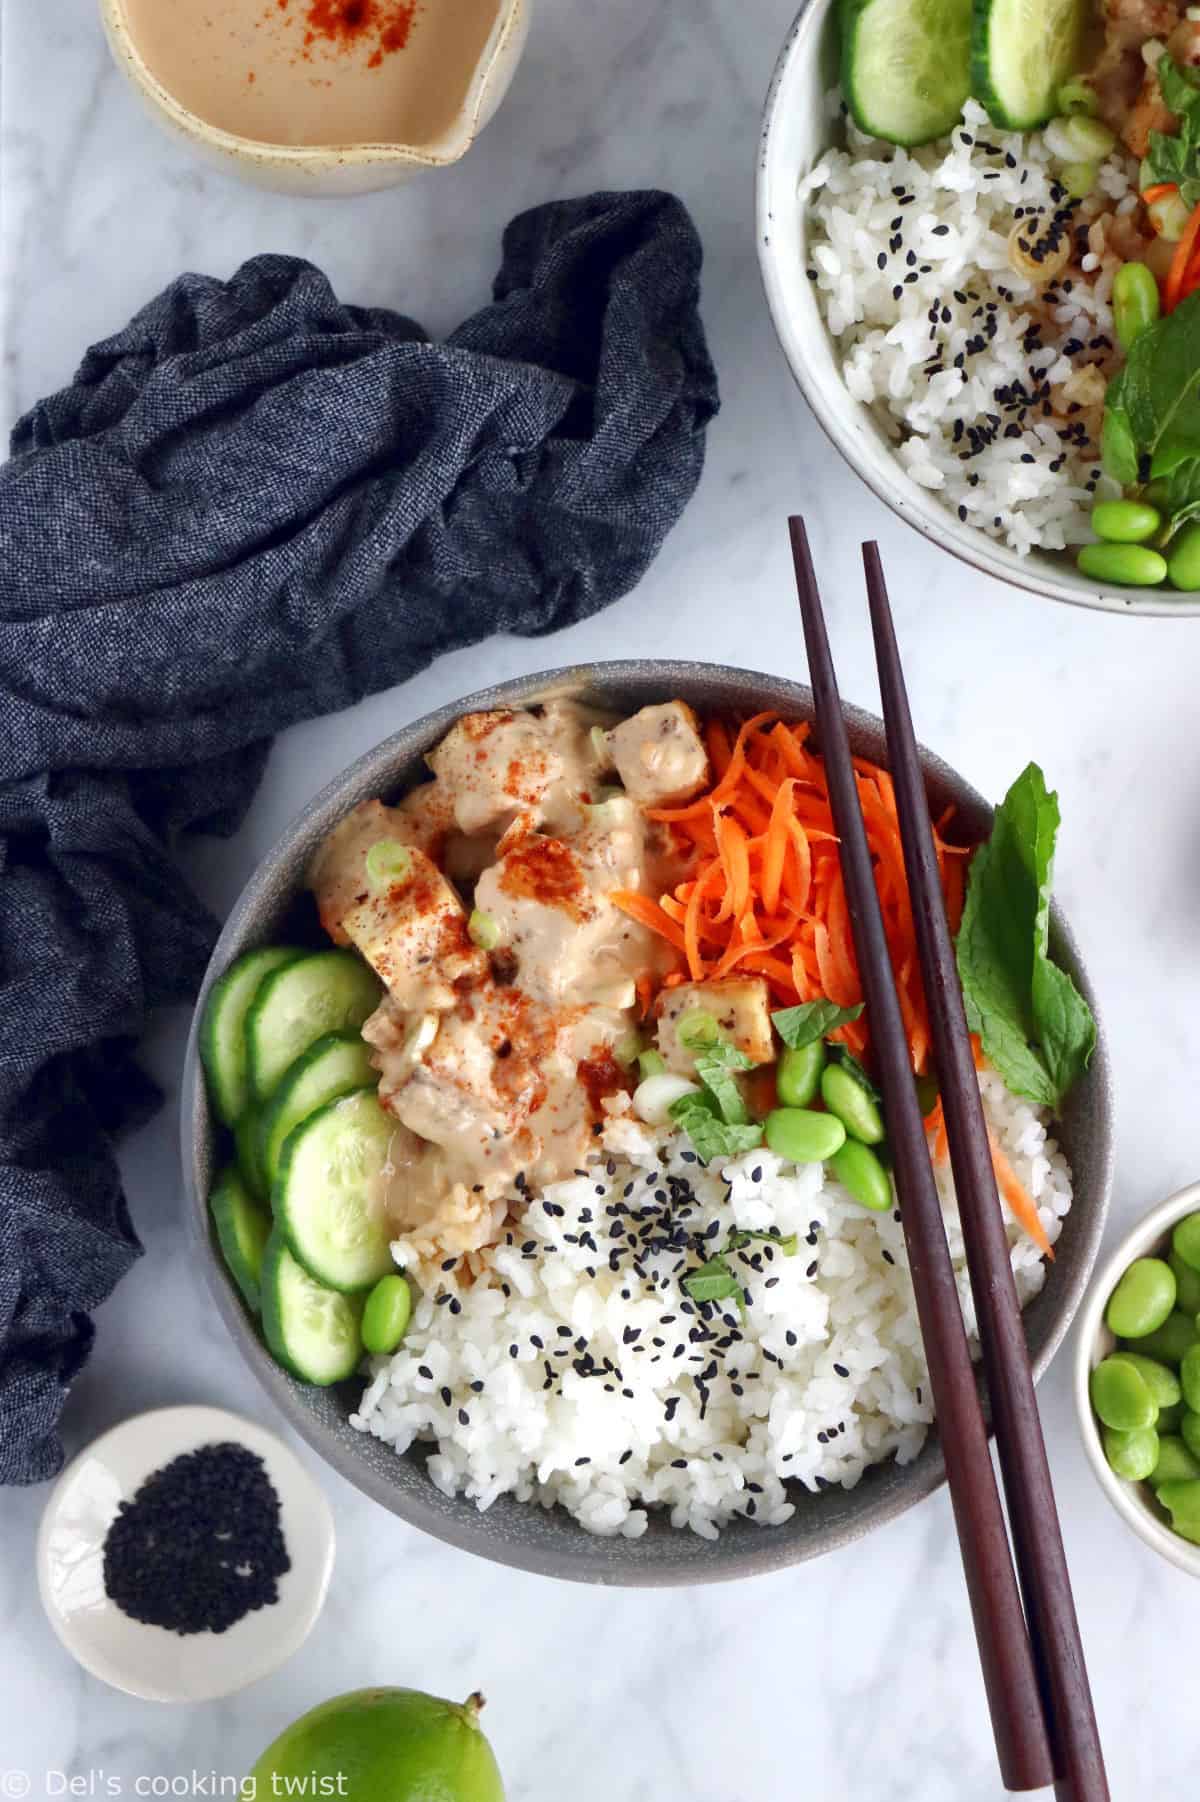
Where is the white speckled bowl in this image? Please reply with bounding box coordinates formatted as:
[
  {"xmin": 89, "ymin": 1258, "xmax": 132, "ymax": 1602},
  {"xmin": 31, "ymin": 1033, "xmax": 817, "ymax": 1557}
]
[
  {"xmin": 1073, "ymin": 1184, "xmax": 1200, "ymax": 1578},
  {"xmin": 99, "ymin": 0, "xmax": 530, "ymax": 196},
  {"xmin": 757, "ymin": 0, "xmax": 1200, "ymax": 617},
  {"xmin": 182, "ymin": 661, "xmax": 1114, "ymax": 1584},
  {"xmin": 37, "ymin": 1405, "xmax": 335, "ymax": 1700}
]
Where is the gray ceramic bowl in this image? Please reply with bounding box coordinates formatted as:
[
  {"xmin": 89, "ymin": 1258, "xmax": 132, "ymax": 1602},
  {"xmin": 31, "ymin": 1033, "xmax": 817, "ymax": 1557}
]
[{"xmin": 182, "ymin": 661, "xmax": 1114, "ymax": 1584}]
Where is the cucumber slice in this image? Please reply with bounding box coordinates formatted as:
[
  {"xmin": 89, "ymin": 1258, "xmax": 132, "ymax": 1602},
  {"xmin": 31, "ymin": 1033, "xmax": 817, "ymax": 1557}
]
[
  {"xmin": 199, "ymin": 946, "xmax": 304, "ymax": 1127},
  {"xmin": 258, "ymin": 1031, "xmax": 378, "ymax": 1191},
  {"xmin": 841, "ymin": 0, "xmax": 971, "ymax": 147},
  {"xmin": 234, "ymin": 1107, "xmax": 267, "ymax": 1200},
  {"xmin": 210, "ymin": 1166, "xmax": 271, "ymax": 1314},
  {"xmin": 274, "ymin": 1089, "xmax": 396, "ymax": 1292},
  {"xmin": 261, "ymin": 1231, "xmax": 365, "ymax": 1385},
  {"xmin": 972, "ymin": 0, "xmax": 1088, "ymax": 130},
  {"xmin": 246, "ymin": 950, "xmax": 382, "ymax": 1105}
]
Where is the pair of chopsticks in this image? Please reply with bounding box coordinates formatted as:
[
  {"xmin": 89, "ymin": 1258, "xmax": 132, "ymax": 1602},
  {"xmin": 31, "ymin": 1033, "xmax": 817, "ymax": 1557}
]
[{"xmin": 788, "ymin": 519, "xmax": 1107, "ymax": 1801}]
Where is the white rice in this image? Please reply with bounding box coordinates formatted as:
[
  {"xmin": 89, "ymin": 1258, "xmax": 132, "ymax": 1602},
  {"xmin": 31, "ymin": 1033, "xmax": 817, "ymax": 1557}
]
[
  {"xmin": 352, "ymin": 1068, "xmax": 1072, "ymax": 1539},
  {"xmin": 800, "ymin": 98, "xmax": 1135, "ymax": 556}
]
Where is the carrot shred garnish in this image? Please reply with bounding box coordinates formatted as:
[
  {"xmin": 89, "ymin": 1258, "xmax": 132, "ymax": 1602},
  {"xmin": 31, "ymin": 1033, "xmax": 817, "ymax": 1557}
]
[
  {"xmin": 1165, "ymin": 198, "xmax": 1200, "ymax": 312},
  {"xmin": 1142, "ymin": 182, "xmax": 1178, "ymax": 205},
  {"xmin": 988, "ymin": 1131, "xmax": 1053, "ymax": 1260},
  {"xmin": 610, "ymin": 891, "xmax": 688, "ymax": 955},
  {"xmin": 761, "ymin": 779, "xmax": 796, "ymax": 916}
]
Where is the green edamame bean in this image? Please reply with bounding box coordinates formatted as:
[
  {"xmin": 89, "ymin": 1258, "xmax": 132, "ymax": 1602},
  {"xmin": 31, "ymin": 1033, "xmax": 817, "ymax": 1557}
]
[
  {"xmin": 1172, "ymin": 1210, "xmax": 1200, "ymax": 1274},
  {"xmin": 1112, "ymin": 260, "xmax": 1161, "ymax": 352},
  {"xmin": 1151, "ymin": 1435, "xmax": 1200, "ymax": 1488},
  {"xmin": 828, "ymin": 1139, "xmax": 892, "ymax": 1213},
  {"xmin": 1181, "ymin": 1343, "xmax": 1200, "ymax": 1413},
  {"xmin": 776, "ymin": 1040, "xmax": 826, "ymax": 1109},
  {"xmin": 764, "ymin": 1107, "xmax": 846, "ymax": 1164},
  {"xmin": 1090, "ymin": 1355, "xmax": 1158, "ymax": 1432},
  {"xmin": 1169, "ymin": 1248, "xmax": 1200, "ymax": 1317},
  {"xmin": 1156, "ymin": 1478, "xmax": 1200, "ymax": 1528},
  {"xmin": 1103, "ymin": 1424, "xmax": 1159, "ymax": 1482},
  {"xmin": 1090, "ymin": 499, "xmax": 1161, "ymax": 544},
  {"xmin": 1181, "ymin": 1409, "xmax": 1200, "ymax": 1462},
  {"xmin": 361, "ymin": 1274, "xmax": 413, "ymax": 1356},
  {"xmin": 1105, "ymin": 1256, "xmax": 1177, "ymax": 1339},
  {"xmin": 1110, "ymin": 1352, "xmax": 1181, "ymax": 1409},
  {"xmin": 1130, "ymin": 1310, "xmax": 1200, "ymax": 1365},
  {"xmin": 819, "ymin": 1063, "xmax": 885, "ymax": 1145},
  {"xmin": 1076, "ymin": 542, "xmax": 1168, "ymax": 587},
  {"xmin": 1167, "ymin": 523, "xmax": 1200, "ymax": 593}
]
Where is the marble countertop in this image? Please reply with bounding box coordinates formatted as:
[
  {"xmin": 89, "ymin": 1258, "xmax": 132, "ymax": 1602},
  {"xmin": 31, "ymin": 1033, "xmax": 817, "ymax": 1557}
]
[{"xmin": 4, "ymin": 2, "xmax": 1200, "ymax": 1797}]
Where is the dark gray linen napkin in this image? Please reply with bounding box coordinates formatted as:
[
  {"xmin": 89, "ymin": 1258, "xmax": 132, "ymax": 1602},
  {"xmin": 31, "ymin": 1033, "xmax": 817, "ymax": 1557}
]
[{"xmin": 0, "ymin": 189, "xmax": 719, "ymax": 1482}]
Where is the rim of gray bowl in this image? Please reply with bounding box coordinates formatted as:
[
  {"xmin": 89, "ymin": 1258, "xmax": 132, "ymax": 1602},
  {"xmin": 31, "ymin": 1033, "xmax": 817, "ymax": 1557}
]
[
  {"xmin": 181, "ymin": 660, "xmax": 1114, "ymax": 1585},
  {"xmin": 756, "ymin": 0, "xmax": 1200, "ymax": 619}
]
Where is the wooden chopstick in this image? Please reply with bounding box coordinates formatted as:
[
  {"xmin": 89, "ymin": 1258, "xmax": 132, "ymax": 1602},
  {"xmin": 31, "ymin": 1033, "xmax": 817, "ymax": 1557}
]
[
  {"xmin": 787, "ymin": 517, "xmax": 1054, "ymax": 1795},
  {"xmin": 862, "ymin": 539, "xmax": 1108, "ymax": 1802}
]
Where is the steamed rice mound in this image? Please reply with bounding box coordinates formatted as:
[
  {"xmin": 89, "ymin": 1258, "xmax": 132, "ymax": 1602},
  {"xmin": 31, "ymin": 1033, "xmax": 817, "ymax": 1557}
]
[
  {"xmin": 801, "ymin": 98, "xmax": 1136, "ymax": 557},
  {"xmin": 352, "ymin": 1069, "xmax": 1072, "ymax": 1540}
]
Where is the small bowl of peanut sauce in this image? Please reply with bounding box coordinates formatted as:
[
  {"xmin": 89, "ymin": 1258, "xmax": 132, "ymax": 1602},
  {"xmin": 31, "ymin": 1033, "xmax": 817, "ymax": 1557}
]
[{"xmin": 100, "ymin": 0, "xmax": 530, "ymax": 195}]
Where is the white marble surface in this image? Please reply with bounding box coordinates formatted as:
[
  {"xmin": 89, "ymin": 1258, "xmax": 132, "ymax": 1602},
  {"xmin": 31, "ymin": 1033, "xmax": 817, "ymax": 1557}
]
[{"xmin": 3, "ymin": 3, "xmax": 1200, "ymax": 1797}]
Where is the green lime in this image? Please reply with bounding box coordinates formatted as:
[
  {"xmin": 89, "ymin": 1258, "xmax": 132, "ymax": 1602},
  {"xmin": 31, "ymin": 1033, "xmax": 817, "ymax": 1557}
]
[{"xmin": 246, "ymin": 1687, "xmax": 505, "ymax": 1802}]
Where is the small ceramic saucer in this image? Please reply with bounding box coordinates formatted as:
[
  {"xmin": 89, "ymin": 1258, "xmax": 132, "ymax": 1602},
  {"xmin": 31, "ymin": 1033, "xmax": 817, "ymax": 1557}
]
[{"xmin": 37, "ymin": 1404, "xmax": 335, "ymax": 1701}]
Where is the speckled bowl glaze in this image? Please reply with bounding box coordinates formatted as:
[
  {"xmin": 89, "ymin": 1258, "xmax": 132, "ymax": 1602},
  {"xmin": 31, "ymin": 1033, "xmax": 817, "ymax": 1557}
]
[
  {"xmin": 182, "ymin": 661, "xmax": 1114, "ymax": 1584},
  {"xmin": 757, "ymin": 0, "xmax": 1200, "ymax": 617},
  {"xmin": 1074, "ymin": 1183, "xmax": 1200, "ymax": 1579},
  {"xmin": 99, "ymin": 0, "xmax": 529, "ymax": 196}
]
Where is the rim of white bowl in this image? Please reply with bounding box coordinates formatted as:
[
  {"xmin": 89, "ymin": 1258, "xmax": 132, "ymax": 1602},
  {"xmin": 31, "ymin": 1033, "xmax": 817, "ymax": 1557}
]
[
  {"xmin": 1072, "ymin": 1182, "xmax": 1200, "ymax": 1578},
  {"xmin": 756, "ymin": 0, "xmax": 1200, "ymax": 619}
]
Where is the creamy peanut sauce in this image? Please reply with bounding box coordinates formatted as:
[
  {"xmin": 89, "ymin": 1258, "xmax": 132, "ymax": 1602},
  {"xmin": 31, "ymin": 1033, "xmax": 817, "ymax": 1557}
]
[
  {"xmin": 308, "ymin": 700, "xmax": 706, "ymax": 1264},
  {"xmin": 121, "ymin": 0, "xmax": 500, "ymax": 148}
]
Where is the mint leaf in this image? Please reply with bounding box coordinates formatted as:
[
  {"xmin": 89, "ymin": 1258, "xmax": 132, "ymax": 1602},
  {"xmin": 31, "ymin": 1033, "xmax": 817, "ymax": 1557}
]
[
  {"xmin": 681, "ymin": 1257, "xmax": 741, "ymax": 1306},
  {"xmin": 1145, "ymin": 58, "xmax": 1200, "ymax": 208},
  {"xmin": 771, "ymin": 999, "xmax": 863, "ymax": 1049},
  {"xmin": 955, "ymin": 763, "xmax": 1095, "ymax": 1111},
  {"xmin": 1100, "ymin": 378, "xmax": 1139, "ymax": 487},
  {"xmin": 726, "ymin": 1228, "xmax": 799, "ymax": 1256},
  {"xmin": 1121, "ymin": 290, "xmax": 1200, "ymax": 478},
  {"xmin": 669, "ymin": 1093, "xmax": 763, "ymax": 1164},
  {"xmin": 693, "ymin": 1039, "xmax": 754, "ymax": 1125}
]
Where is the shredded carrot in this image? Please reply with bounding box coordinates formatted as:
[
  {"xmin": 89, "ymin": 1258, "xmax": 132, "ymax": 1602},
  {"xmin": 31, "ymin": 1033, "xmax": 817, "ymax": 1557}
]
[
  {"xmin": 1165, "ymin": 198, "xmax": 1200, "ymax": 312},
  {"xmin": 989, "ymin": 1131, "xmax": 1053, "ymax": 1260},
  {"xmin": 608, "ymin": 891, "xmax": 687, "ymax": 954},
  {"xmin": 1142, "ymin": 181, "xmax": 1178, "ymax": 206},
  {"xmin": 617, "ymin": 709, "xmax": 972, "ymax": 1082},
  {"xmin": 927, "ymin": 1097, "xmax": 948, "ymax": 1166}
]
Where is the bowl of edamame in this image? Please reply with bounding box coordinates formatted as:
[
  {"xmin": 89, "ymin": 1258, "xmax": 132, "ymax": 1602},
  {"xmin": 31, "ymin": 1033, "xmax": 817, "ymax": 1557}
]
[{"xmin": 1074, "ymin": 1182, "xmax": 1200, "ymax": 1578}]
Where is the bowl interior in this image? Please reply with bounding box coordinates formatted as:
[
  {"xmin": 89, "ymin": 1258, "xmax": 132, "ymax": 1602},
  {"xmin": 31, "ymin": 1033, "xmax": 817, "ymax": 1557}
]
[
  {"xmin": 183, "ymin": 661, "xmax": 1113, "ymax": 1584},
  {"xmin": 1074, "ymin": 1185, "xmax": 1200, "ymax": 1578},
  {"xmin": 756, "ymin": 1, "xmax": 1200, "ymax": 618}
]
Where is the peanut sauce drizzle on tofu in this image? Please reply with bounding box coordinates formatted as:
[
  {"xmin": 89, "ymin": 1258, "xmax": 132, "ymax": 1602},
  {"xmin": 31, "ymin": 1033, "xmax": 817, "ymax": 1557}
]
[{"xmin": 307, "ymin": 698, "xmax": 770, "ymax": 1266}]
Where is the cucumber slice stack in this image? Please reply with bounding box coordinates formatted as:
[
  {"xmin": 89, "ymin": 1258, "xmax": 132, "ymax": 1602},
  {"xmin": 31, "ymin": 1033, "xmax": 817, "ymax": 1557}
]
[
  {"xmin": 199, "ymin": 941, "xmax": 406, "ymax": 1386},
  {"xmin": 841, "ymin": 0, "xmax": 972, "ymax": 147}
]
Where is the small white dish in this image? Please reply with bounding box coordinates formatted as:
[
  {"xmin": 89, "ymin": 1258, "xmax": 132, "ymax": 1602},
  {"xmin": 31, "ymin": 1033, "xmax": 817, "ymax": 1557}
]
[
  {"xmin": 1073, "ymin": 1183, "xmax": 1200, "ymax": 1580},
  {"xmin": 37, "ymin": 1404, "xmax": 335, "ymax": 1701}
]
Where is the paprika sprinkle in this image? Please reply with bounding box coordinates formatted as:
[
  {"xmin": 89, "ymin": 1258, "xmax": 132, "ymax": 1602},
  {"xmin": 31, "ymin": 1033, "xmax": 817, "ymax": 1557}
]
[{"xmin": 302, "ymin": 0, "xmax": 418, "ymax": 64}]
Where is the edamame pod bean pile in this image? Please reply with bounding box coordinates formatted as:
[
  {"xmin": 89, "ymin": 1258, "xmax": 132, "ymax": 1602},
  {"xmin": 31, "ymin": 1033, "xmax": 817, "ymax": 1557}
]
[{"xmin": 1090, "ymin": 1209, "xmax": 1200, "ymax": 1545}]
